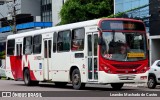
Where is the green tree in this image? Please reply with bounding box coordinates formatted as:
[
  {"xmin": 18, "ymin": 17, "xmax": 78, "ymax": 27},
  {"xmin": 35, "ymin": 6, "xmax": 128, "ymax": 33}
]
[
  {"xmin": 59, "ymin": 0, "xmax": 113, "ymax": 25},
  {"xmin": 0, "ymin": 51, "xmax": 5, "ymax": 59}
]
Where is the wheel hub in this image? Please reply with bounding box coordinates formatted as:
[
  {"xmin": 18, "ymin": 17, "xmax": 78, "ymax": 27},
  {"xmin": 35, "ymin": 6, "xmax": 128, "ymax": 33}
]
[
  {"xmin": 24, "ymin": 73, "xmax": 29, "ymax": 84},
  {"xmin": 73, "ymin": 74, "xmax": 79, "ymax": 85},
  {"xmin": 148, "ymin": 79, "xmax": 154, "ymax": 87}
]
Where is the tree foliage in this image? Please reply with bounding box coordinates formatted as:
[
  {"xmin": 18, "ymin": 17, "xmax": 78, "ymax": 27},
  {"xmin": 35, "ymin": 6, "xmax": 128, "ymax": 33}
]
[
  {"xmin": 59, "ymin": 0, "xmax": 113, "ymax": 25},
  {"xmin": 0, "ymin": 51, "xmax": 5, "ymax": 59}
]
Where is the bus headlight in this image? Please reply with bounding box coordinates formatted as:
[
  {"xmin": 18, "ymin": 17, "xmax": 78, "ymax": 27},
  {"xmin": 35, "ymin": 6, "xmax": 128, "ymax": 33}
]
[
  {"xmin": 140, "ymin": 76, "xmax": 147, "ymax": 80},
  {"xmin": 104, "ymin": 66, "xmax": 112, "ymax": 73}
]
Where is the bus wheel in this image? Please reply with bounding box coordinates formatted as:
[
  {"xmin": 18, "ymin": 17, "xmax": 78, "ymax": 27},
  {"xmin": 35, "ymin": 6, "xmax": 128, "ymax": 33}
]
[
  {"xmin": 54, "ymin": 82, "xmax": 67, "ymax": 87},
  {"xmin": 111, "ymin": 83, "xmax": 124, "ymax": 90},
  {"xmin": 148, "ymin": 76, "xmax": 156, "ymax": 89},
  {"xmin": 0, "ymin": 76, "xmax": 1, "ymax": 79},
  {"xmin": 72, "ymin": 69, "xmax": 85, "ymax": 90},
  {"xmin": 24, "ymin": 69, "xmax": 31, "ymax": 86},
  {"xmin": 24, "ymin": 69, "xmax": 39, "ymax": 86}
]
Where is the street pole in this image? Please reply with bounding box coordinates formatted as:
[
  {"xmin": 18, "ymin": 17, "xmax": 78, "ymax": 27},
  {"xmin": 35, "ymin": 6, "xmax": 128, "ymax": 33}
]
[{"xmin": 12, "ymin": 0, "xmax": 16, "ymax": 34}]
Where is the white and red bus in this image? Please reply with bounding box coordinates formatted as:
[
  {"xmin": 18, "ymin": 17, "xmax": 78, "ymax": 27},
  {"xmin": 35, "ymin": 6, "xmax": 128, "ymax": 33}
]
[{"xmin": 5, "ymin": 18, "xmax": 149, "ymax": 90}]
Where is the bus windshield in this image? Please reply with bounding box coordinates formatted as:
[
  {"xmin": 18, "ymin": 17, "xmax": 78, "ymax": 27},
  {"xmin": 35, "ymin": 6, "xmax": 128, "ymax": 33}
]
[{"xmin": 101, "ymin": 32, "xmax": 147, "ymax": 61}]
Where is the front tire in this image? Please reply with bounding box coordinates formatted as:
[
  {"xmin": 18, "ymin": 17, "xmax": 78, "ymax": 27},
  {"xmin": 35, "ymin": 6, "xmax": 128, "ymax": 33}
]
[
  {"xmin": 72, "ymin": 68, "xmax": 85, "ymax": 90},
  {"xmin": 148, "ymin": 76, "xmax": 156, "ymax": 89},
  {"xmin": 24, "ymin": 69, "xmax": 39, "ymax": 86},
  {"xmin": 111, "ymin": 83, "xmax": 124, "ymax": 90}
]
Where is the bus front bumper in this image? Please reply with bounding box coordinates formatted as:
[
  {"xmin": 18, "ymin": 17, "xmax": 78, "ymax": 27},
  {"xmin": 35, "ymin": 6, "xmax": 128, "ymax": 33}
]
[{"xmin": 98, "ymin": 71, "xmax": 148, "ymax": 83}]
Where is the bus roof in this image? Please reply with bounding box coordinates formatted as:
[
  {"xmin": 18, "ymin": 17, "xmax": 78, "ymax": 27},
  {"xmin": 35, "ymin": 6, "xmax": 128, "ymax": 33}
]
[
  {"xmin": 7, "ymin": 19, "xmax": 99, "ymax": 39},
  {"xmin": 7, "ymin": 18, "xmax": 143, "ymax": 40}
]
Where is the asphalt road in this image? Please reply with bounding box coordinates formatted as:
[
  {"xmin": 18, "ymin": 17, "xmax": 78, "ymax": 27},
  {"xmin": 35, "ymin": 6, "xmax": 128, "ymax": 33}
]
[{"xmin": 0, "ymin": 80, "xmax": 160, "ymax": 100}]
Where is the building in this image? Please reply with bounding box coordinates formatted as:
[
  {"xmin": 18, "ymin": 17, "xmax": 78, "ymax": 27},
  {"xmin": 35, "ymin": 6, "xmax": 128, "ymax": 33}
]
[
  {"xmin": 52, "ymin": 0, "xmax": 66, "ymax": 25},
  {"xmin": 41, "ymin": 0, "xmax": 52, "ymax": 22},
  {"xmin": 0, "ymin": 0, "xmax": 67, "ymax": 54},
  {"xmin": 0, "ymin": 0, "xmax": 52, "ymax": 40},
  {"xmin": 114, "ymin": 0, "xmax": 160, "ymax": 65},
  {"xmin": 41, "ymin": 0, "xmax": 66, "ymax": 26},
  {"xmin": 0, "ymin": 0, "xmax": 52, "ymax": 53},
  {"xmin": 114, "ymin": 0, "xmax": 149, "ymax": 32},
  {"xmin": 0, "ymin": 0, "xmax": 67, "ymax": 40},
  {"xmin": 0, "ymin": 0, "xmax": 66, "ymax": 35},
  {"xmin": 149, "ymin": 0, "xmax": 160, "ymax": 65}
]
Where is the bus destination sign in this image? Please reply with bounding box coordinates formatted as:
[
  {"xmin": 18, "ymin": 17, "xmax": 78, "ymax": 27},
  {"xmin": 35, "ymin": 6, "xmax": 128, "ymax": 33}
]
[
  {"xmin": 101, "ymin": 20, "xmax": 145, "ymax": 31},
  {"xmin": 110, "ymin": 23, "xmax": 135, "ymax": 30}
]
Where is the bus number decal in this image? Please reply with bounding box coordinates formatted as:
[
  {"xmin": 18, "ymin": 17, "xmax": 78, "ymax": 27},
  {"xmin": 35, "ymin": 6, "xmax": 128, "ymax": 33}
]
[{"xmin": 34, "ymin": 56, "xmax": 42, "ymax": 60}]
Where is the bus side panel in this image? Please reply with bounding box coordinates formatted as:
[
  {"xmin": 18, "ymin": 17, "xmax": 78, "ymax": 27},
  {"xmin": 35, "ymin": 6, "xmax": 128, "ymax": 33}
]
[
  {"xmin": 70, "ymin": 52, "xmax": 87, "ymax": 83},
  {"xmin": 5, "ymin": 56, "xmax": 14, "ymax": 79},
  {"xmin": 12, "ymin": 56, "xmax": 23, "ymax": 80},
  {"xmin": 22, "ymin": 55, "xmax": 43, "ymax": 81},
  {"xmin": 5, "ymin": 55, "xmax": 23, "ymax": 80},
  {"xmin": 51, "ymin": 52, "xmax": 70, "ymax": 82},
  {"xmin": 32, "ymin": 55, "xmax": 43, "ymax": 81}
]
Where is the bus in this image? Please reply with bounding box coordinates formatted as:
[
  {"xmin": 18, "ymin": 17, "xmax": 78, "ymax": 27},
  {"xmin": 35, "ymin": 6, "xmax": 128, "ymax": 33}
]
[{"xmin": 5, "ymin": 18, "xmax": 149, "ymax": 90}]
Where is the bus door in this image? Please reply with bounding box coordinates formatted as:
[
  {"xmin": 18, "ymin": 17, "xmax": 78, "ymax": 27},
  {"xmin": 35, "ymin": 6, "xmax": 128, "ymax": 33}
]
[
  {"xmin": 43, "ymin": 39, "xmax": 52, "ymax": 80},
  {"xmin": 87, "ymin": 32, "xmax": 98, "ymax": 81},
  {"xmin": 15, "ymin": 43, "xmax": 23, "ymax": 80}
]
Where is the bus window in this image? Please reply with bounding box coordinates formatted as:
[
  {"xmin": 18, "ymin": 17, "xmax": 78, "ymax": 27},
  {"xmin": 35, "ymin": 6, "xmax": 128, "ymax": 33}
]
[
  {"xmin": 48, "ymin": 40, "xmax": 51, "ymax": 58},
  {"xmin": 71, "ymin": 28, "xmax": 85, "ymax": 51},
  {"xmin": 33, "ymin": 35, "xmax": 42, "ymax": 54},
  {"xmin": 87, "ymin": 35, "xmax": 92, "ymax": 56},
  {"xmin": 94, "ymin": 34, "xmax": 98, "ymax": 56},
  {"xmin": 57, "ymin": 30, "xmax": 71, "ymax": 52},
  {"xmin": 53, "ymin": 32, "xmax": 57, "ymax": 53},
  {"xmin": 23, "ymin": 36, "xmax": 32, "ymax": 54},
  {"xmin": 7, "ymin": 39, "xmax": 15, "ymax": 56}
]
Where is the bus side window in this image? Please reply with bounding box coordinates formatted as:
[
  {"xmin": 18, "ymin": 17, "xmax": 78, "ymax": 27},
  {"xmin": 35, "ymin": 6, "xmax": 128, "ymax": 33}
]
[
  {"xmin": 7, "ymin": 39, "xmax": 15, "ymax": 56},
  {"xmin": 53, "ymin": 32, "xmax": 57, "ymax": 53},
  {"xmin": 57, "ymin": 33, "xmax": 63, "ymax": 51},
  {"xmin": 71, "ymin": 28, "xmax": 85, "ymax": 51},
  {"xmin": 23, "ymin": 36, "xmax": 32, "ymax": 55},
  {"xmin": 33, "ymin": 35, "xmax": 42, "ymax": 54},
  {"xmin": 57, "ymin": 30, "xmax": 71, "ymax": 52}
]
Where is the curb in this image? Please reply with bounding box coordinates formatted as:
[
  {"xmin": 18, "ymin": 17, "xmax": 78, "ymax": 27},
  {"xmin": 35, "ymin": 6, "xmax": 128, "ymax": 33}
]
[{"xmin": 124, "ymin": 83, "xmax": 147, "ymax": 87}]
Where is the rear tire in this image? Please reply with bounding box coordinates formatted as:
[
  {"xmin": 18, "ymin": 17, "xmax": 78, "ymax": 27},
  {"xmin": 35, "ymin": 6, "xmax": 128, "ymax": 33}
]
[
  {"xmin": 148, "ymin": 76, "xmax": 156, "ymax": 89},
  {"xmin": 0, "ymin": 76, "xmax": 1, "ymax": 79},
  {"xmin": 72, "ymin": 68, "xmax": 85, "ymax": 90},
  {"xmin": 111, "ymin": 83, "xmax": 124, "ymax": 90},
  {"xmin": 23, "ymin": 69, "xmax": 39, "ymax": 86}
]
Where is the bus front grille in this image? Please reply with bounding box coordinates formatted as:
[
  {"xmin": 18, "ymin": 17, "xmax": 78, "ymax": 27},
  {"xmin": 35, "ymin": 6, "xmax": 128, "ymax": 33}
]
[{"xmin": 112, "ymin": 64, "xmax": 141, "ymax": 69}]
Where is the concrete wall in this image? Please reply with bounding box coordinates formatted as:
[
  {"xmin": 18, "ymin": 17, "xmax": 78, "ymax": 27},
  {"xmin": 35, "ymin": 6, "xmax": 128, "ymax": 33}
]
[
  {"xmin": 0, "ymin": 0, "xmax": 40, "ymax": 19},
  {"xmin": 149, "ymin": 38, "xmax": 160, "ymax": 65},
  {"xmin": 0, "ymin": 1, "xmax": 13, "ymax": 19},
  {"xmin": 21, "ymin": 0, "xmax": 40, "ymax": 17},
  {"xmin": 52, "ymin": 0, "xmax": 64, "ymax": 26},
  {"xmin": 0, "ymin": 0, "xmax": 41, "ymax": 42}
]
